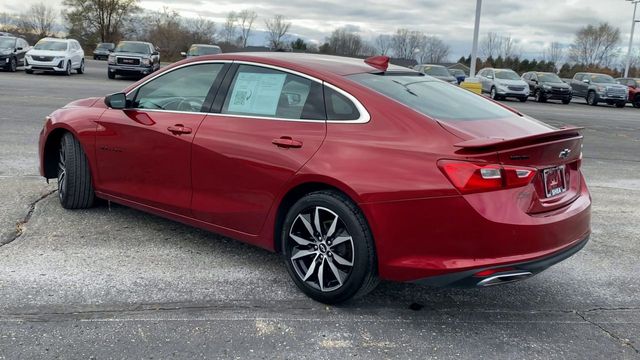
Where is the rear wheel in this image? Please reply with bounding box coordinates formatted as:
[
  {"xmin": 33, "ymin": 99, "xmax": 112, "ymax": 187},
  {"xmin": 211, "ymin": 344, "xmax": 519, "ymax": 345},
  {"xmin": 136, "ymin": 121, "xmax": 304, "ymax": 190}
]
[
  {"xmin": 633, "ymin": 96, "xmax": 640, "ymax": 108},
  {"xmin": 281, "ymin": 191, "xmax": 378, "ymax": 304},
  {"xmin": 587, "ymin": 91, "xmax": 598, "ymax": 106},
  {"xmin": 57, "ymin": 132, "xmax": 95, "ymax": 209}
]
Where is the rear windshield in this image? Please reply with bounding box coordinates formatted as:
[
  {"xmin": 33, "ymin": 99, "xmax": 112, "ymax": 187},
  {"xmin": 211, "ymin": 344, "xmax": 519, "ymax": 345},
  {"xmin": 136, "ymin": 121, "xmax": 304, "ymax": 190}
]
[
  {"xmin": 349, "ymin": 73, "xmax": 516, "ymax": 121},
  {"xmin": 115, "ymin": 42, "xmax": 151, "ymax": 54},
  {"xmin": 97, "ymin": 43, "xmax": 114, "ymax": 49},
  {"xmin": 34, "ymin": 40, "xmax": 67, "ymax": 51}
]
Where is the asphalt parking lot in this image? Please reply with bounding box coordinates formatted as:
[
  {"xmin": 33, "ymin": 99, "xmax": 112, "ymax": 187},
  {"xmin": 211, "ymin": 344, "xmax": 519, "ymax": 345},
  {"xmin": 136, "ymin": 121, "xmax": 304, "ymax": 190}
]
[{"xmin": 0, "ymin": 60, "xmax": 639, "ymax": 359}]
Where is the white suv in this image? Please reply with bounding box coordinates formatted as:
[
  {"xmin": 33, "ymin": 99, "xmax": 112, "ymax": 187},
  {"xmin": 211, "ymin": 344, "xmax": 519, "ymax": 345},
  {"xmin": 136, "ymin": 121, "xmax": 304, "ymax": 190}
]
[{"xmin": 25, "ymin": 38, "xmax": 85, "ymax": 75}]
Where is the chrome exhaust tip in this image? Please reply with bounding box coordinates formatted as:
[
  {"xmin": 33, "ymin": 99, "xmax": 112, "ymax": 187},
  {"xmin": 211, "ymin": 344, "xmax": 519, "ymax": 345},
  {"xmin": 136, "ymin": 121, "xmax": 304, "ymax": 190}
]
[{"xmin": 476, "ymin": 271, "xmax": 533, "ymax": 287}]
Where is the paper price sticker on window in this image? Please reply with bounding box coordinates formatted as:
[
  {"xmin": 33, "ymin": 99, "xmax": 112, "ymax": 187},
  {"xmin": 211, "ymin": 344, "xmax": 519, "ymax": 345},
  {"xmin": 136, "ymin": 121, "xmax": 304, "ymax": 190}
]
[{"xmin": 228, "ymin": 72, "xmax": 287, "ymax": 116}]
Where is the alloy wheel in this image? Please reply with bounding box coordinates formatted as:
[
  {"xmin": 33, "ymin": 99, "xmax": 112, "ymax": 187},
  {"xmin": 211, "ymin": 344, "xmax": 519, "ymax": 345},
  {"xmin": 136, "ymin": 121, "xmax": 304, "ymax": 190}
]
[
  {"xmin": 57, "ymin": 141, "xmax": 66, "ymax": 200},
  {"xmin": 287, "ymin": 206, "xmax": 355, "ymax": 292}
]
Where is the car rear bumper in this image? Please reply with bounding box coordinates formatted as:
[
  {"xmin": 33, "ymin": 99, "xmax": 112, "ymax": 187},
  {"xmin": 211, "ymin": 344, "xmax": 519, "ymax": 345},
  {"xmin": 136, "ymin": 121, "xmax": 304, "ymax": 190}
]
[
  {"xmin": 362, "ymin": 173, "xmax": 591, "ymax": 282},
  {"xmin": 413, "ymin": 234, "xmax": 589, "ymax": 287}
]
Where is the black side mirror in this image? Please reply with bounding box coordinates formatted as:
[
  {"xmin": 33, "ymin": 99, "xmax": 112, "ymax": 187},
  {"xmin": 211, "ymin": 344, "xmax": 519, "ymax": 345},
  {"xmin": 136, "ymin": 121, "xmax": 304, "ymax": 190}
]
[
  {"xmin": 105, "ymin": 92, "xmax": 127, "ymax": 109},
  {"xmin": 152, "ymin": 51, "xmax": 159, "ymax": 56},
  {"xmin": 16, "ymin": 47, "xmax": 22, "ymax": 51}
]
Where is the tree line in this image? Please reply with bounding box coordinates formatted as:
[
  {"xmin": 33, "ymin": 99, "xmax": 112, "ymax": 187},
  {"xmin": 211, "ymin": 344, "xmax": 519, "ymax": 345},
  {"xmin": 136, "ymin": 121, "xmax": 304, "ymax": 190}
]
[{"xmin": 0, "ymin": 0, "xmax": 638, "ymax": 76}]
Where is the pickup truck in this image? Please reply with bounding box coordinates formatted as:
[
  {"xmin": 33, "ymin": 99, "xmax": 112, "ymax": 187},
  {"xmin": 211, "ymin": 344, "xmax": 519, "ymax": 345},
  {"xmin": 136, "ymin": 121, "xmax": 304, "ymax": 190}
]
[
  {"xmin": 569, "ymin": 72, "xmax": 628, "ymax": 107},
  {"xmin": 107, "ymin": 41, "xmax": 160, "ymax": 79}
]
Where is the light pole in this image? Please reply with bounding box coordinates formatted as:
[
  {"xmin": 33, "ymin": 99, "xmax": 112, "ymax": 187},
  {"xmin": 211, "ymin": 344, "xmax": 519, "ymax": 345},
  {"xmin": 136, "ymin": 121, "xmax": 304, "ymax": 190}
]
[
  {"xmin": 624, "ymin": 0, "xmax": 640, "ymax": 78},
  {"xmin": 470, "ymin": 0, "xmax": 483, "ymax": 78}
]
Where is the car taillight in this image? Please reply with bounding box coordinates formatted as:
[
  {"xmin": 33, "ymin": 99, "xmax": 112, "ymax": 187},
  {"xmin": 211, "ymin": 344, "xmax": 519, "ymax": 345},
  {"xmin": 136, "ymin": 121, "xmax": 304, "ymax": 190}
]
[{"xmin": 438, "ymin": 160, "xmax": 536, "ymax": 194}]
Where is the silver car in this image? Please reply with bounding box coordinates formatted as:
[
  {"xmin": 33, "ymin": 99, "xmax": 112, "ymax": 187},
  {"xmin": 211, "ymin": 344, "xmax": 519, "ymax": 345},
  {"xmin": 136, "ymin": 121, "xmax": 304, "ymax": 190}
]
[{"xmin": 477, "ymin": 68, "xmax": 529, "ymax": 102}]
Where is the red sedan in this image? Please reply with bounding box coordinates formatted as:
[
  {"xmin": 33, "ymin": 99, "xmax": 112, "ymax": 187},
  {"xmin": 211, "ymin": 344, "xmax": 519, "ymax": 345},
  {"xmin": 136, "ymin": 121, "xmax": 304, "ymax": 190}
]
[{"xmin": 39, "ymin": 53, "xmax": 591, "ymax": 304}]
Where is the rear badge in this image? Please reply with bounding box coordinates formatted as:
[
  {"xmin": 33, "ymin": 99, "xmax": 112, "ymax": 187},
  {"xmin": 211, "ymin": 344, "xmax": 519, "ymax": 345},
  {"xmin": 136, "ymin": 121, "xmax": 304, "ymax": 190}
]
[{"xmin": 559, "ymin": 149, "xmax": 571, "ymax": 159}]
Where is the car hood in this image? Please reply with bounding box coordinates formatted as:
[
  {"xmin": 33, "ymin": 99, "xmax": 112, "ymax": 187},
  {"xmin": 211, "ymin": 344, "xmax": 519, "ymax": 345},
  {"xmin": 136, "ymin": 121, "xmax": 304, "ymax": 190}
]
[
  {"xmin": 63, "ymin": 97, "xmax": 102, "ymax": 108},
  {"xmin": 494, "ymin": 79, "xmax": 527, "ymax": 86},
  {"xmin": 593, "ymin": 83, "xmax": 627, "ymax": 89},
  {"xmin": 27, "ymin": 49, "xmax": 67, "ymax": 57}
]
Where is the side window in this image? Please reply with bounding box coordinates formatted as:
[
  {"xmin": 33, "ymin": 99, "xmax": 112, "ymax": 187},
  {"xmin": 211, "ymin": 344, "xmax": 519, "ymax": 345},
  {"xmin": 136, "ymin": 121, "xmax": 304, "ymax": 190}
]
[
  {"xmin": 523, "ymin": 73, "xmax": 530, "ymax": 80},
  {"xmin": 574, "ymin": 74, "xmax": 583, "ymax": 81},
  {"xmin": 132, "ymin": 63, "xmax": 225, "ymax": 113},
  {"xmin": 324, "ymin": 86, "xmax": 360, "ymax": 121},
  {"xmin": 222, "ymin": 65, "xmax": 325, "ymax": 120}
]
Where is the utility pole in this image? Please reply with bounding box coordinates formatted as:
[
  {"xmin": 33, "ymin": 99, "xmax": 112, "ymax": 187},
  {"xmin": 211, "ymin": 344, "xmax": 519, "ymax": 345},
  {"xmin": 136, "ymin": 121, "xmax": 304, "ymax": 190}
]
[
  {"xmin": 470, "ymin": 0, "xmax": 483, "ymax": 78},
  {"xmin": 625, "ymin": 0, "xmax": 640, "ymax": 78}
]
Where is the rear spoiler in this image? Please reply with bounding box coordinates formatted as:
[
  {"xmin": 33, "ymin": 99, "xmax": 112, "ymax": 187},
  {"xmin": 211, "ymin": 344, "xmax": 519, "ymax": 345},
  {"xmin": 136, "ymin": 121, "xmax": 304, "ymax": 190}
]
[{"xmin": 454, "ymin": 127, "xmax": 584, "ymax": 150}]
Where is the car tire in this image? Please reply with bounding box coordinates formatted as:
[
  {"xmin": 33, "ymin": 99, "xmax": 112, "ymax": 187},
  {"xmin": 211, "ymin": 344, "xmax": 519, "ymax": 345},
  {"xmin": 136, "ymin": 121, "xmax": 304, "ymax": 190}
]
[
  {"xmin": 93, "ymin": 55, "xmax": 97, "ymax": 60},
  {"xmin": 615, "ymin": 102, "xmax": 626, "ymax": 108},
  {"xmin": 519, "ymin": 96, "xmax": 528, "ymax": 103},
  {"xmin": 77, "ymin": 59, "xmax": 84, "ymax": 74},
  {"xmin": 281, "ymin": 190, "xmax": 378, "ymax": 304},
  {"xmin": 535, "ymin": 90, "xmax": 546, "ymax": 103},
  {"xmin": 9, "ymin": 57, "xmax": 16, "ymax": 72},
  {"xmin": 562, "ymin": 98, "xmax": 571, "ymax": 105},
  {"xmin": 108, "ymin": 71, "xmax": 115, "ymax": 79},
  {"xmin": 587, "ymin": 91, "xmax": 598, "ymax": 106},
  {"xmin": 633, "ymin": 96, "xmax": 640, "ymax": 109},
  {"xmin": 65, "ymin": 61, "xmax": 72, "ymax": 76},
  {"xmin": 490, "ymin": 87, "xmax": 499, "ymax": 100},
  {"xmin": 57, "ymin": 132, "xmax": 95, "ymax": 209}
]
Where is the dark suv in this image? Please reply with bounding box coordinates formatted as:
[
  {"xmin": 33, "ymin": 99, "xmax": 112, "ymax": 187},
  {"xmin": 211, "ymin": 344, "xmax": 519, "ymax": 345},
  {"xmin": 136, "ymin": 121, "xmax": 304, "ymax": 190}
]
[
  {"xmin": 0, "ymin": 36, "xmax": 29, "ymax": 72},
  {"xmin": 107, "ymin": 41, "xmax": 160, "ymax": 79},
  {"xmin": 522, "ymin": 72, "xmax": 572, "ymax": 104},
  {"xmin": 93, "ymin": 42, "xmax": 115, "ymax": 60}
]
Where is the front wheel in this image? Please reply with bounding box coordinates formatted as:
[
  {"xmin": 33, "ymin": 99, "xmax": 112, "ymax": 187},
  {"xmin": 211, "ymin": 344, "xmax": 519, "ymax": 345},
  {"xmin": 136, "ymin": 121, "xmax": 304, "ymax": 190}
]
[
  {"xmin": 57, "ymin": 132, "xmax": 95, "ymax": 209},
  {"xmin": 282, "ymin": 191, "xmax": 378, "ymax": 304},
  {"xmin": 107, "ymin": 71, "xmax": 115, "ymax": 79},
  {"xmin": 9, "ymin": 57, "xmax": 16, "ymax": 72},
  {"xmin": 519, "ymin": 96, "xmax": 528, "ymax": 103},
  {"xmin": 587, "ymin": 91, "xmax": 598, "ymax": 106},
  {"xmin": 77, "ymin": 59, "xmax": 84, "ymax": 74},
  {"xmin": 562, "ymin": 98, "xmax": 572, "ymax": 105},
  {"xmin": 615, "ymin": 102, "xmax": 626, "ymax": 108},
  {"xmin": 490, "ymin": 87, "xmax": 499, "ymax": 100},
  {"xmin": 535, "ymin": 90, "xmax": 546, "ymax": 103},
  {"xmin": 64, "ymin": 61, "xmax": 72, "ymax": 76}
]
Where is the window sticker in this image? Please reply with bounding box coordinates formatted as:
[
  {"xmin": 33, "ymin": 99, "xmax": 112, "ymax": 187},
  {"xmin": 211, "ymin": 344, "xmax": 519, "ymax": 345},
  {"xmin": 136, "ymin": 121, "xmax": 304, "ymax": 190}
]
[{"xmin": 227, "ymin": 72, "xmax": 287, "ymax": 116}]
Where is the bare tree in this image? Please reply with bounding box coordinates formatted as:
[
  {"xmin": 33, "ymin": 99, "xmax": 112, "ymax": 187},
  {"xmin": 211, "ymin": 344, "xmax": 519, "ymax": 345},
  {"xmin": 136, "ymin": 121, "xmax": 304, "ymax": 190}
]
[
  {"xmin": 392, "ymin": 28, "xmax": 426, "ymax": 60},
  {"xmin": 543, "ymin": 41, "xmax": 564, "ymax": 70},
  {"xmin": 184, "ymin": 16, "xmax": 216, "ymax": 44},
  {"xmin": 568, "ymin": 23, "xmax": 620, "ymax": 67},
  {"xmin": 63, "ymin": 0, "xmax": 140, "ymax": 42},
  {"xmin": 326, "ymin": 27, "xmax": 364, "ymax": 56},
  {"xmin": 264, "ymin": 15, "xmax": 291, "ymax": 50},
  {"xmin": 419, "ymin": 36, "xmax": 450, "ymax": 63},
  {"xmin": 237, "ymin": 10, "xmax": 257, "ymax": 48},
  {"xmin": 222, "ymin": 11, "xmax": 237, "ymax": 44},
  {"xmin": 481, "ymin": 32, "xmax": 502, "ymax": 59},
  {"xmin": 19, "ymin": 2, "xmax": 56, "ymax": 38},
  {"xmin": 375, "ymin": 34, "xmax": 392, "ymax": 55},
  {"xmin": 500, "ymin": 34, "xmax": 520, "ymax": 59}
]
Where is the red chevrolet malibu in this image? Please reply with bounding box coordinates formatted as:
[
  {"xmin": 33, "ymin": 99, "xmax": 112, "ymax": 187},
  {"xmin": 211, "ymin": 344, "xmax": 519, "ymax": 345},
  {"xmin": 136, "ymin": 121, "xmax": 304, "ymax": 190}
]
[{"xmin": 39, "ymin": 53, "xmax": 591, "ymax": 303}]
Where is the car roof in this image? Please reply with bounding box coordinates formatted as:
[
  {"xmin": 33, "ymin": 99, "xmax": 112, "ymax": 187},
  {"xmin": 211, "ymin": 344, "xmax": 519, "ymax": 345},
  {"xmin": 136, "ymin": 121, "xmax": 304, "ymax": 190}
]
[
  {"xmin": 418, "ymin": 64, "xmax": 446, "ymax": 68},
  {"xmin": 181, "ymin": 52, "xmax": 417, "ymax": 77},
  {"xmin": 118, "ymin": 41, "xmax": 150, "ymax": 44},
  {"xmin": 192, "ymin": 44, "xmax": 220, "ymax": 48}
]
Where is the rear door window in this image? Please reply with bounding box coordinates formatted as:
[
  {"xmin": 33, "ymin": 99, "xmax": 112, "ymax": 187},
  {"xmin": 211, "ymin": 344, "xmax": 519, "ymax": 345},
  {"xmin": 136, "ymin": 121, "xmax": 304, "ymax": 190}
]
[{"xmin": 221, "ymin": 65, "xmax": 325, "ymax": 120}]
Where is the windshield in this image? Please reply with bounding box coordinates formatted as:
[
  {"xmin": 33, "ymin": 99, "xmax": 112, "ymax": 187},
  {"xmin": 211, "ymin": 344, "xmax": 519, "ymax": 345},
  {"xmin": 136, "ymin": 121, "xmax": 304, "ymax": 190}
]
[
  {"xmin": 115, "ymin": 42, "xmax": 150, "ymax": 54},
  {"xmin": 537, "ymin": 73, "xmax": 562, "ymax": 83},
  {"xmin": 350, "ymin": 73, "xmax": 517, "ymax": 121},
  {"xmin": 188, "ymin": 46, "xmax": 220, "ymax": 56},
  {"xmin": 33, "ymin": 40, "xmax": 67, "ymax": 51},
  {"xmin": 588, "ymin": 74, "xmax": 615, "ymax": 84},
  {"xmin": 495, "ymin": 70, "xmax": 520, "ymax": 80},
  {"xmin": 421, "ymin": 65, "xmax": 451, "ymax": 77},
  {"xmin": 97, "ymin": 43, "xmax": 114, "ymax": 49},
  {"xmin": 0, "ymin": 37, "xmax": 15, "ymax": 48}
]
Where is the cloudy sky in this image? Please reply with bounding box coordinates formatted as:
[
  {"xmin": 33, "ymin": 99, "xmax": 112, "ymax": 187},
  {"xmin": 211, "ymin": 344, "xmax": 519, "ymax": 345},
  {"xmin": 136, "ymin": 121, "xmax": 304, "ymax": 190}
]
[{"xmin": 1, "ymin": 0, "xmax": 638, "ymax": 60}]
